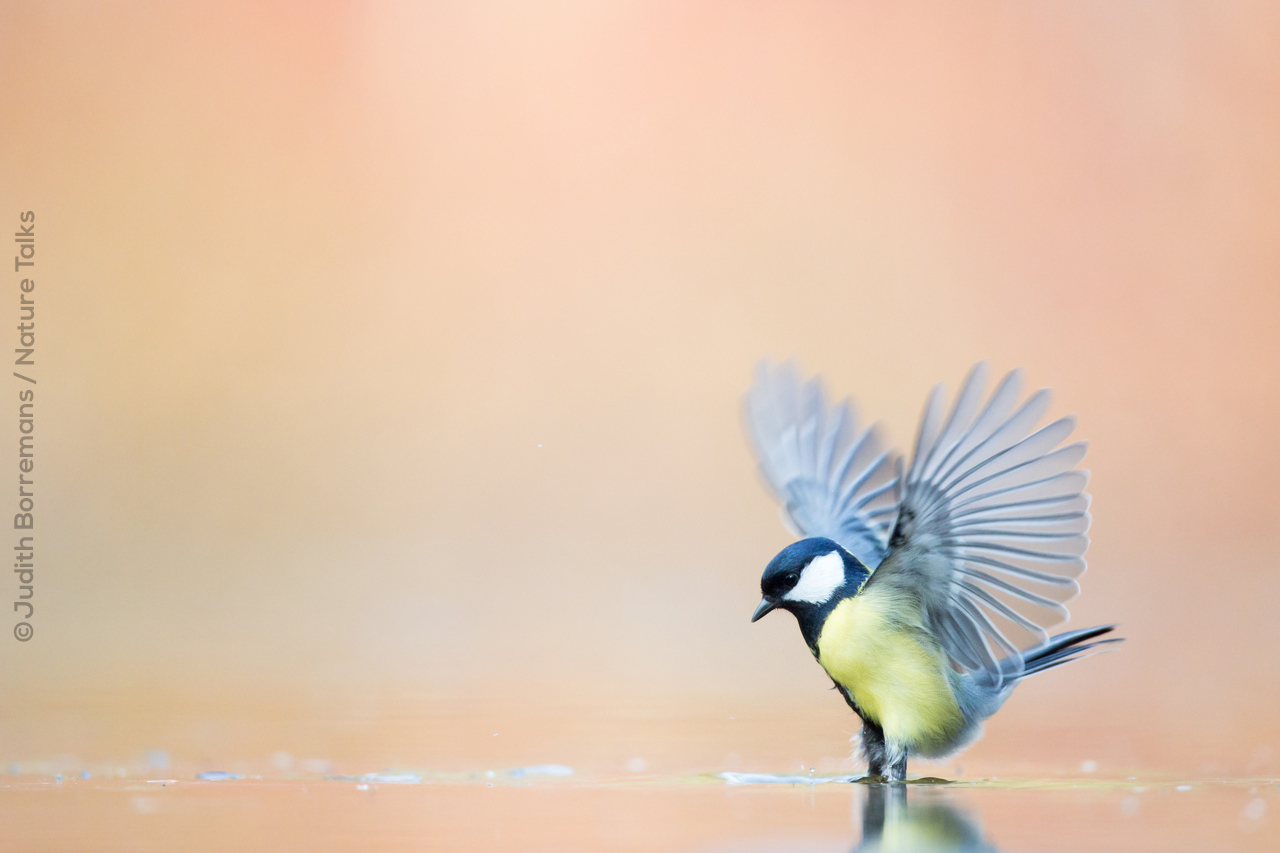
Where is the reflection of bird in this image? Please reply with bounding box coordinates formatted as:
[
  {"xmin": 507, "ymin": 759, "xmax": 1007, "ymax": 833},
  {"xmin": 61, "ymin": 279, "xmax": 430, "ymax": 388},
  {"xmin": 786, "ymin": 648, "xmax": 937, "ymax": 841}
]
[
  {"xmin": 853, "ymin": 785, "xmax": 998, "ymax": 852},
  {"xmin": 745, "ymin": 362, "xmax": 1121, "ymax": 781}
]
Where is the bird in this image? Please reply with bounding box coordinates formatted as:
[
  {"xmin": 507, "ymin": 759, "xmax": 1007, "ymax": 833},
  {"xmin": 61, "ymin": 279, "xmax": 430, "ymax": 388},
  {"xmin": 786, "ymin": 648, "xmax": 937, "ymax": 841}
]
[{"xmin": 743, "ymin": 361, "xmax": 1120, "ymax": 782}]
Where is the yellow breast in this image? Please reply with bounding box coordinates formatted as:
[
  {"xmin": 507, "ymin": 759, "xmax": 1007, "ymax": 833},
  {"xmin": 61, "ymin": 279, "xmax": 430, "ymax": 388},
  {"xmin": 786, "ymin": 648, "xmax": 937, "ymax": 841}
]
[{"xmin": 816, "ymin": 589, "xmax": 963, "ymax": 750}]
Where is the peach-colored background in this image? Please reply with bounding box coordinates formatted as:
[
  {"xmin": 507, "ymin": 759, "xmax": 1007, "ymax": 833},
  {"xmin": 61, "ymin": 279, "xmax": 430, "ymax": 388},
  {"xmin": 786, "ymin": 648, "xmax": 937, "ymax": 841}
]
[{"xmin": 1, "ymin": 1, "xmax": 1278, "ymax": 779}]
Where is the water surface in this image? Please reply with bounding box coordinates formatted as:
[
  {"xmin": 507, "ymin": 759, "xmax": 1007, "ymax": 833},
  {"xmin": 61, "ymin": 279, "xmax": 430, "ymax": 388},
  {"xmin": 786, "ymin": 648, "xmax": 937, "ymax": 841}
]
[{"xmin": 5, "ymin": 767, "xmax": 1276, "ymax": 851}]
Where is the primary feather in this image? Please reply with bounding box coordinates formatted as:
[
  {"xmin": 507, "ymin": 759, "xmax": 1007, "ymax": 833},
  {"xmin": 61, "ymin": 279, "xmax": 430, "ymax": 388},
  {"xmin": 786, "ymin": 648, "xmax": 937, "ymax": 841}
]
[
  {"xmin": 743, "ymin": 361, "xmax": 900, "ymax": 570},
  {"xmin": 873, "ymin": 362, "xmax": 1090, "ymax": 689}
]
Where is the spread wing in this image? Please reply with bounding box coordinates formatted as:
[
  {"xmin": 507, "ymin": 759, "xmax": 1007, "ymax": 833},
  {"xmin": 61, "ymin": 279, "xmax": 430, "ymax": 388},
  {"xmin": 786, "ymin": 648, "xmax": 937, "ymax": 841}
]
[
  {"xmin": 866, "ymin": 362, "xmax": 1090, "ymax": 688},
  {"xmin": 743, "ymin": 361, "xmax": 900, "ymax": 568}
]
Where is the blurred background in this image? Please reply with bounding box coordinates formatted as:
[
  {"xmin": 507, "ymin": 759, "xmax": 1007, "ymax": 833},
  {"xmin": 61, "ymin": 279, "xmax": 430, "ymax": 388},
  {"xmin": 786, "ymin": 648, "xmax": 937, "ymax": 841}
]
[{"xmin": 1, "ymin": 0, "xmax": 1278, "ymax": 782}]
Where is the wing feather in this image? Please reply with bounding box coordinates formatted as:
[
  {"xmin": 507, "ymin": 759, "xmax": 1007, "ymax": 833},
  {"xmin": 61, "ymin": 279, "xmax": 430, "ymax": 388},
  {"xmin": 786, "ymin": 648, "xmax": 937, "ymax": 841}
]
[
  {"xmin": 743, "ymin": 361, "xmax": 899, "ymax": 568},
  {"xmin": 868, "ymin": 363, "xmax": 1092, "ymax": 688}
]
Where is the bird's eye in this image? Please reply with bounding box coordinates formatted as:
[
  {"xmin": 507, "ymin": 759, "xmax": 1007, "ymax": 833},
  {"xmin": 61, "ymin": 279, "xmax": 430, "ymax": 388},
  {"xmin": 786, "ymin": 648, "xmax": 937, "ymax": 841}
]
[{"xmin": 785, "ymin": 572, "xmax": 800, "ymax": 586}]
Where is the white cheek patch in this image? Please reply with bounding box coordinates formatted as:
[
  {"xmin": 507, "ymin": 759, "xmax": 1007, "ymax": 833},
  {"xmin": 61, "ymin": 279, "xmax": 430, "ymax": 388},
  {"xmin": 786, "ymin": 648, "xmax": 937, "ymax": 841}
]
[{"xmin": 782, "ymin": 550, "xmax": 845, "ymax": 604}]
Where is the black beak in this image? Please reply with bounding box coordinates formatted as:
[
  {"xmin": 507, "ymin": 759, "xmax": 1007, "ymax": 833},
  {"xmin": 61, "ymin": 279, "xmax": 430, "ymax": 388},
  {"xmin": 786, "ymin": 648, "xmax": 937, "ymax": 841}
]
[{"xmin": 751, "ymin": 598, "xmax": 778, "ymax": 622}]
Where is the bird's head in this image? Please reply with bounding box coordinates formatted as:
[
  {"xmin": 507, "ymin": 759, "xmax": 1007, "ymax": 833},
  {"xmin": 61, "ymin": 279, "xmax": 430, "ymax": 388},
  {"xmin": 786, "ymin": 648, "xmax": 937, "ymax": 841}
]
[{"xmin": 751, "ymin": 537, "xmax": 869, "ymax": 623}]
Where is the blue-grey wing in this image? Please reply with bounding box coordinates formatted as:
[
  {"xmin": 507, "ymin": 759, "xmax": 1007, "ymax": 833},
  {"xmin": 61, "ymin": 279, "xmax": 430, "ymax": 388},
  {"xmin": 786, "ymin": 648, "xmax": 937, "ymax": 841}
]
[
  {"xmin": 743, "ymin": 361, "xmax": 899, "ymax": 569},
  {"xmin": 867, "ymin": 363, "xmax": 1091, "ymax": 688}
]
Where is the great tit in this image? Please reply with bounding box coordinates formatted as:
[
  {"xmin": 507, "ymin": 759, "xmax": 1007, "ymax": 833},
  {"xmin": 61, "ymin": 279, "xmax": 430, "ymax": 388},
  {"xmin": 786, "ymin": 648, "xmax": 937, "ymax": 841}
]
[{"xmin": 744, "ymin": 362, "xmax": 1120, "ymax": 781}]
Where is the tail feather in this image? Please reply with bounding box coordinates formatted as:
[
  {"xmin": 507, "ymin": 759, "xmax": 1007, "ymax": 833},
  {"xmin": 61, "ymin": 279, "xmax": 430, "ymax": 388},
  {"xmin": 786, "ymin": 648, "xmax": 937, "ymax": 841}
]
[{"xmin": 1013, "ymin": 624, "xmax": 1122, "ymax": 678}]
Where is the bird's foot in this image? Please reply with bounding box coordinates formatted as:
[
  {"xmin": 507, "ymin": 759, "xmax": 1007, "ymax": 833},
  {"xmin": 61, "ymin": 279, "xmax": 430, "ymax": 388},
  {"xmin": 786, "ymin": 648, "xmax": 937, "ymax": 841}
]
[{"xmin": 855, "ymin": 772, "xmax": 907, "ymax": 785}]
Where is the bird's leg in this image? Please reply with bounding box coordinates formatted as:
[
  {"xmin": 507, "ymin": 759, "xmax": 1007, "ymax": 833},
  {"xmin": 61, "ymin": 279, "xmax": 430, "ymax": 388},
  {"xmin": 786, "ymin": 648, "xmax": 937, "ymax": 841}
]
[
  {"xmin": 860, "ymin": 723, "xmax": 909, "ymax": 782},
  {"xmin": 860, "ymin": 722, "xmax": 889, "ymax": 779},
  {"xmin": 885, "ymin": 751, "xmax": 908, "ymax": 783}
]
